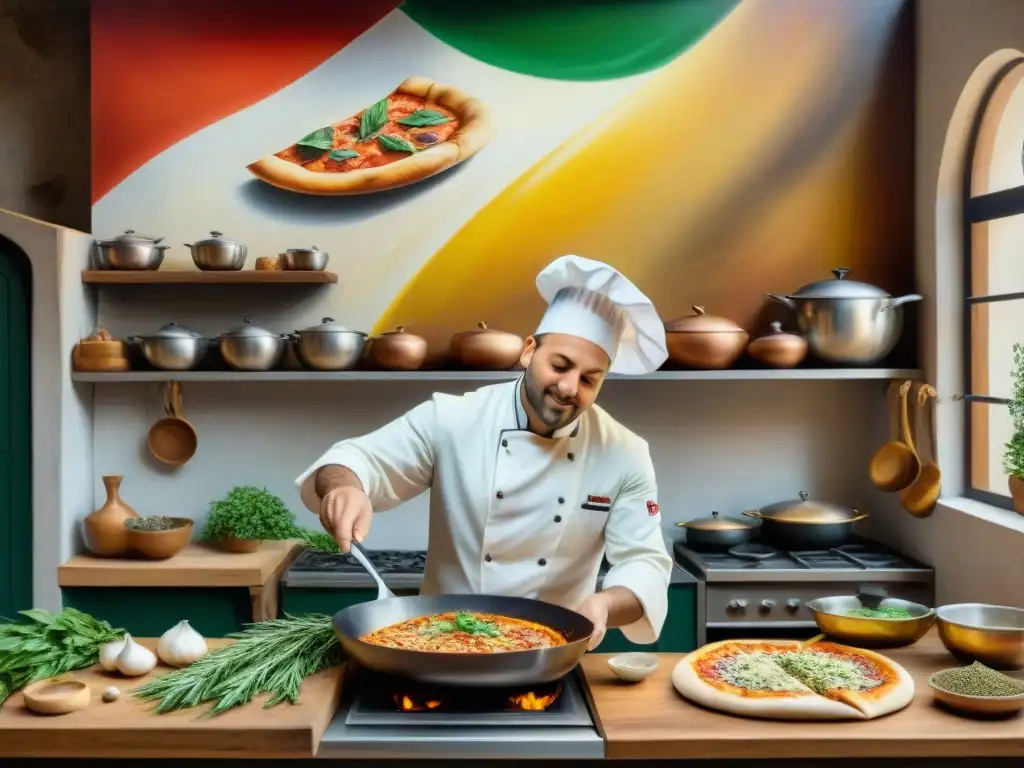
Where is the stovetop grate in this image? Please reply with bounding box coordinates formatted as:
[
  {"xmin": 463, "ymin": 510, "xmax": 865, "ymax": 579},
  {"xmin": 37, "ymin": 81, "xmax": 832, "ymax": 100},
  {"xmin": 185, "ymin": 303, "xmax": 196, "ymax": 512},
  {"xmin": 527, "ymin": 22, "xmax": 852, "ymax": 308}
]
[
  {"xmin": 674, "ymin": 539, "xmax": 924, "ymax": 572},
  {"xmin": 289, "ymin": 548, "xmax": 427, "ymax": 574}
]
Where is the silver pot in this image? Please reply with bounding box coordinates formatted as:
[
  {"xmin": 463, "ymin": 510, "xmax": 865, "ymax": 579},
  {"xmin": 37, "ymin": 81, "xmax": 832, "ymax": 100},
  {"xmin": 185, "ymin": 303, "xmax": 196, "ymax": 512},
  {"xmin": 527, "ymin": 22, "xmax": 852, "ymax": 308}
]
[
  {"xmin": 765, "ymin": 268, "xmax": 922, "ymax": 365},
  {"xmin": 218, "ymin": 316, "xmax": 288, "ymax": 371},
  {"xmin": 185, "ymin": 231, "xmax": 248, "ymax": 271},
  {"xmin": 280, "ymin": 246, "xmax": 328, "ymax": 271},
  {"xmin": 742, "ymin": 491, "xmax": 868, "ymax": 550},
  {"xmin": 94, "ymin": 230, "xmax": 170, "ymax": 270},
  {"xmin": 292, "ymin": 317, "xmax": 367, "ymax": 371},
  {"xmin": 127, "ymin": 321, "xmax": 209, "ymax": 370}
]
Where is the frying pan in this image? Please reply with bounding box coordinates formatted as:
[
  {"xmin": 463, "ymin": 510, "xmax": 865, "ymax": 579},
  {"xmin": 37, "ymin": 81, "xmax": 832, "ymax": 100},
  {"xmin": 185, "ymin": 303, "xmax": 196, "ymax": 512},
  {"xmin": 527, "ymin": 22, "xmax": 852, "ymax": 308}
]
[{"xmin": 332, "ymin": 548, "xmax": 594, "ymax": 687}]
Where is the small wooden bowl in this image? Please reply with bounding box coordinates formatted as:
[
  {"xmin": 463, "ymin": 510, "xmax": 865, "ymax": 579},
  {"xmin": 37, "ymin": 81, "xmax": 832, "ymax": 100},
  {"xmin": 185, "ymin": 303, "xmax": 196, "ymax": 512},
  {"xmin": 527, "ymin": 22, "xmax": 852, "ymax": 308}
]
[
  {"xmin": 125, "ymin": 517, "xmax": 194, "ymax": 559},
  {"xmin": 219, "ymin": 536, "xmax": 263, "ymax": 554},
  {"xmin": 147, "ymin": 415, "xmax": 198, "ymax": 466},
  {"xmin": 929, "ymin": 670, "xmax": 1024, "ymax": 717},
  {"xmin": 23, "ymin": 679, "xmax": 91, "ymax": 715}
]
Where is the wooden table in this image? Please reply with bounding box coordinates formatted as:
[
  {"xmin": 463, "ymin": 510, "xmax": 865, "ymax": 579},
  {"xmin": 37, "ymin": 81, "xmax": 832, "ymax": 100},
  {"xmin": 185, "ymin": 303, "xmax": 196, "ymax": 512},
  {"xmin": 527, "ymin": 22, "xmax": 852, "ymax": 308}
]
[
  {"xmin": 582, "ymin": 631, "xmax": 1024, "ymax": 760},
  {"xmin": 0, "ymin": 639, "xmax": 343, "ymax": 758}
]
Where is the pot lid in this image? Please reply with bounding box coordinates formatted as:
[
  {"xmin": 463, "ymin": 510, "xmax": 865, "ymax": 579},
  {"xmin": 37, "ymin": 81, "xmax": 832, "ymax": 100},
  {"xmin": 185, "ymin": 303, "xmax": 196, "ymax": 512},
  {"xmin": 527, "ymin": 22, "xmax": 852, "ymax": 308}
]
[
  {"xmin": 190, "ymin": 230, "xmax": 243, "ymax": 247},
  {"xmin": 139, "ymin": 321, "xmax": 203, "ymax": 339},
  {"xmin": 455, "ymin": 321, "xmax": 519, "ymax": 338},
  {"xmin": 286, "ymin": 245, "xmax": 323, "ymax": 255},
  {"xmin": 753, "ymin": 491, "xmax": 859, "ymax": 523},
  {"xmin": 298, "ymin": 316, "xmax": 365, "ymax": 335},
  {"xmin": 678, "ymin": 510, "xmax": 757, "ymax": 531},
  {"xmin": 664, "ymin": 305, "xmax": 744, "ymax": 333},
  {"xmin": 755, "ymin": 321, "xmax": 803, "ymax": 340},
  {"xmin": 221, "ymin": 315, "xmax": 277, "ymax": 338},
  {"xmin": 378, "ymin": 325, "xmax": 422, "ymax": 337},
  {"xmin": 96, "ymin": 229, "xmax": 164, "ymax": 246},
  {"xmin": 787, "ymin": 268, "xmax": 890, "ymax": 300}
]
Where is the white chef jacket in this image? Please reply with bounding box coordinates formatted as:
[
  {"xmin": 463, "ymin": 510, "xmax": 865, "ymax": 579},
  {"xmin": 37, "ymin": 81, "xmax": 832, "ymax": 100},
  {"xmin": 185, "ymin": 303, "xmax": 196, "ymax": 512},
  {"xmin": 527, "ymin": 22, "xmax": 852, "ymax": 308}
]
[{"xmin": 295, "ymin": 378, "xmax": 673, "ymax": 644}]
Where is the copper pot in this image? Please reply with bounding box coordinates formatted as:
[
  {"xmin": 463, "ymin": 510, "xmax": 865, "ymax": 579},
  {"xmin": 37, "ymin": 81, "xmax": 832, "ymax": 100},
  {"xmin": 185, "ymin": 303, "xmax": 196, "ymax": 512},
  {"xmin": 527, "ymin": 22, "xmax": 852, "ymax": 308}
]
[
  {"xmin": 742, "ymin": 491, "xmax": 868, "ymax": 550},
  {"xmin": 747, "ymin": 321, "xmax": 808, "ymax": 368},
  {"xmin": 367, "ymin": 326, "xmax": 428, "ymax": 371},
  {"xmin": 664, "ymin": 305, "xmax": 749, "ymax": 369},
  {"xmin": 449, "ymin": 321, "xmax": 525, "ymax": 370}
]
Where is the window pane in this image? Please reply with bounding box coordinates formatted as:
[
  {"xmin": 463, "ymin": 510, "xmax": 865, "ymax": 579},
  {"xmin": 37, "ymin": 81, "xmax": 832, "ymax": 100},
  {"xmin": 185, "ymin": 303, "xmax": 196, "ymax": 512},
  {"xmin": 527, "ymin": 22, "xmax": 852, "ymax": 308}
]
[
  {"xmin": 969, "ymin": 298, "xmax": 1024, "ymax": 399},
  {"xmin": 970, "ymin": 401, "xmax": 1014, "ymax": 496},
  {"xmin": 970, "ymin": 212, "xmax": 1024, "ymax": 296},
  {"xmin": 970, "ymin": 60, "xmax": 1024, "ymax": 196}
]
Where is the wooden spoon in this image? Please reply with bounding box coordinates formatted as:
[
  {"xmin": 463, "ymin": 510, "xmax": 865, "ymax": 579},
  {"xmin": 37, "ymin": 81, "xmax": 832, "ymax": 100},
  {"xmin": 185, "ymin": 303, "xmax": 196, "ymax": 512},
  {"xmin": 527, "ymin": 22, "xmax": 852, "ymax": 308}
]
[
  {"xmin": 147, "ymin": 381, "xmax": 198, "ymax": 466},
  {"xmin": 900, "ymin": 385, "xmax": 941, "ymax": 518},
  {"xmin": 869, "ymin": 380, "xmax": 919, "ymax": 491}
]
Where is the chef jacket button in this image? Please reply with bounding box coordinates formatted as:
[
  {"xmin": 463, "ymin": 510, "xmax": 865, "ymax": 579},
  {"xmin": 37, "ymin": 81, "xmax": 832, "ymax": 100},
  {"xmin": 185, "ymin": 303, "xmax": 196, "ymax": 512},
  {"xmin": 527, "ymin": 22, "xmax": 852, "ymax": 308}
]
[
  {"xmin": 538, "ymin": 558, "xmax": 547, "ymax": 566},
  {"xmin": 567, "ymin": 452, "xmax": 575, "ymax": 461},
  {"xmin": 558, "ymin": 497, "xmax": 565, "ymax": 504},
  {"xmin": 554, "ymin": 515, "xmax": 562, "ymax": 523},
  {"xmin": 501, "ymin": 439, "xmax": 508, "ymax": 448},
  {"xmin": 496, "ymin": 491, "xmax": 504, "ymax": 499},
  {"xmin": 485, "ymin": 554, "xmax": 492, "ymax": 562}
]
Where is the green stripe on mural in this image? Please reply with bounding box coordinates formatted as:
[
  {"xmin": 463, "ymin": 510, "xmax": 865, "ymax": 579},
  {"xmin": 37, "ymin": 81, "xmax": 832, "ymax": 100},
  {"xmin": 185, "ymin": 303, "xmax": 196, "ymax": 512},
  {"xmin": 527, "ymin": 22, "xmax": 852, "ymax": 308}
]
[{"xmin": 400, "ymin": 0, "xmax": 740, "ymax": 81}]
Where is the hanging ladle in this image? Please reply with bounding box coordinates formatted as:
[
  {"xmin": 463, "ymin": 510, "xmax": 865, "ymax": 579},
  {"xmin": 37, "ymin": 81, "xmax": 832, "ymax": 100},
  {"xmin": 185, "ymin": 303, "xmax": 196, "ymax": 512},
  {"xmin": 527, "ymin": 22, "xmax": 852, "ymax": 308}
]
[
  {"xmin": 868, "ymin": 380, "xmax": 919, "ymax": 492},
  {"xmin": 147, "ymin": 381, "xmax": 198, "ymax": 466},
  {"xmin": 900, "ymin": 384, "xmax": 941, "ymax": 518}
]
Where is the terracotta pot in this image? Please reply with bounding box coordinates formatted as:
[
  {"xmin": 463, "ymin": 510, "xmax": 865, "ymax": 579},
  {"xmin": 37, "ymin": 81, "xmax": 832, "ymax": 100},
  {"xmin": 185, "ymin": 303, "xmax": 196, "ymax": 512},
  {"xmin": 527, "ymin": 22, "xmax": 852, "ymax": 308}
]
[
  {"xmin": 82, "ymin": 475, "xmax": 140, "ymax": 556},
  {"xmin": 449, "ymin": 321, "xmax": 525, "ymax": 370},
  {"xmin": 125, "ymin": 517, "xmax": 194, "ymax": 559},
  {"xmin": 747, "ymin": 322, "xmax": 808, "ymax": 369},
  {"xmin": 367, "ymin": 326, "xmax": 428, "ymax": 371},
  {"xmin": 1009, "ymin": 475, "xmax": 1024, "ymax": 516},
  {"xmin": 663, "ymin": 306, "xmax": 749, "ymax": 370},
  {"xmin": 220, "ymin": 536, "xmax": 263, "ymax": 554}
]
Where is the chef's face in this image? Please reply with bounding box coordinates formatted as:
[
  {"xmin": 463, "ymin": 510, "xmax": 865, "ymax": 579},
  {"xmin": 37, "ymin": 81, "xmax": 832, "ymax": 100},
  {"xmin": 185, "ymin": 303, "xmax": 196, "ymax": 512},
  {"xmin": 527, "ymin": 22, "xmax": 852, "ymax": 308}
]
[{"xmin": 520, "ymin": 334, "xmax": 610, "ymax": 433}]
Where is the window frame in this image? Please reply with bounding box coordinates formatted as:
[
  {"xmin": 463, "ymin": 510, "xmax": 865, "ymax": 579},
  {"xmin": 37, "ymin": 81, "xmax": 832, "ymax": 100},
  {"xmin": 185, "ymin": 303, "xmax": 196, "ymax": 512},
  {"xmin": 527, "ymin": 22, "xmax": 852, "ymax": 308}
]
[{"xmin": 963, "ymin": 56, "xmax": 1024, "ymax": 510}]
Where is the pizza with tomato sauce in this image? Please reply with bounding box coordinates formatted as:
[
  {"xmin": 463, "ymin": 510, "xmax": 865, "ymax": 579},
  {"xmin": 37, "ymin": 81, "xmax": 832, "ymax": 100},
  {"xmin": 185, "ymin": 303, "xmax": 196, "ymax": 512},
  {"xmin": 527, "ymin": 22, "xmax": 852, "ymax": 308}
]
[
  {"xmin": 671, "ymin": 639, "xmax": 915, "ymax": 720},
  {"xmin": 247, "ymin": 76, "xmax": 493, "ymax": 195}
]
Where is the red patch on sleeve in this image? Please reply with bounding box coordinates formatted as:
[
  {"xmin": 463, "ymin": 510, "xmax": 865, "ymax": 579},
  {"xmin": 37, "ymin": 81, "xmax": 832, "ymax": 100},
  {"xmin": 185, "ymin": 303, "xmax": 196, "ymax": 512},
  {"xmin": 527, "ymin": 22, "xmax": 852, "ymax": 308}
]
[{"xmin": 647, "ymin": 501, "xmax": 660, "ymax": 516}]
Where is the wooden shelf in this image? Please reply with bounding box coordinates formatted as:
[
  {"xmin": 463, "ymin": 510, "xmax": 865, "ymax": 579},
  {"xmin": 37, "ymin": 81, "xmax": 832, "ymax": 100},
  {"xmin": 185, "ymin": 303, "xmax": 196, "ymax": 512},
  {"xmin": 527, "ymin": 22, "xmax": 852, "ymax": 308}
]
[
  {"xmin": 81, "ymin": 269, "xmax": 338, "ymax": 284},
  {"xmin": 71, "ymin": 368, "xmax": 923, "ymax": 383}
]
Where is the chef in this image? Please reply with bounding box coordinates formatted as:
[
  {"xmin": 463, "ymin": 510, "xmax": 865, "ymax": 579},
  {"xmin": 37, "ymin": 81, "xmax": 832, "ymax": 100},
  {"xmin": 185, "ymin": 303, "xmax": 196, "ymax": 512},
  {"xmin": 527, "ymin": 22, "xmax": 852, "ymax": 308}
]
[{"xmin": 296, "ymin": 255, "xmax": 673, "ymax": 650}]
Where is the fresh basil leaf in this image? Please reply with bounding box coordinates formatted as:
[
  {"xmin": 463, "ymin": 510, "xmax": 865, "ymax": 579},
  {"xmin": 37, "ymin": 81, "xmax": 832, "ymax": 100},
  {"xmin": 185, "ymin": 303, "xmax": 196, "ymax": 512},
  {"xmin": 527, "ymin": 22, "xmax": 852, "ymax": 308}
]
[
  {"xmin": 398, "ymin": 109, "xmax": 453, "ymax": 127},
  {"xmin": 377, "ymin": 133, "xmax": 417, "ymax": 154},
  {"xmin": 328, "ymin": 149, "xmax": 359, "ymax": 162},
  {"xmin": 296, "ymin": 126, "xmax": 334, "ymax": 151},
  {"xmin": 359, "ymin": 97, "xmax": 389, "ymax": 140}
]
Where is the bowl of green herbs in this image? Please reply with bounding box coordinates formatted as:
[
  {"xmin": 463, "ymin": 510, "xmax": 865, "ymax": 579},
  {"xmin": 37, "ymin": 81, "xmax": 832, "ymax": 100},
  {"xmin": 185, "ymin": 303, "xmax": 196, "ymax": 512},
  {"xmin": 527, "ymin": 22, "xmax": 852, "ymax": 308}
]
[
  {"xmin": 929, "ymin": 662, "xmax": 1024, "ymax": 717},
  {"xmin": 807, "ymin": 593, "xmax": 935, "ymax": 648}
]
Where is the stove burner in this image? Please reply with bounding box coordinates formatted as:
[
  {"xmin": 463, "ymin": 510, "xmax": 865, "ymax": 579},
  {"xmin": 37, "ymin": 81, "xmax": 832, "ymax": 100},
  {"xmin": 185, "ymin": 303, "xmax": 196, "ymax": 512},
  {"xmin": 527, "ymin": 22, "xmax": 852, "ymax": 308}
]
[
  {"xmin": 388, "ymin": 680, "xmax": 563, "ymax": 713},
  {"xmin": 289, "ymin": 549, "xmax": 426, "ymax": 574}
]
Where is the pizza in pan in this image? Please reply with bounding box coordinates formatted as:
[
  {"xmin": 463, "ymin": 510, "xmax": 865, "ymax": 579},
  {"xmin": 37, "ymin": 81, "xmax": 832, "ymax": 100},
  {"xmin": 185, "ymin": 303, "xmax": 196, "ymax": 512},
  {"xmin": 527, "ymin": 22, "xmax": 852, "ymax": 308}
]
[
  {"xmin": 247, "ymin": 76, "xmax": 493, "ymax": 195},
  {"xmin": 671, "ymin": 639, "xmax": 915, "ymax": 720}
]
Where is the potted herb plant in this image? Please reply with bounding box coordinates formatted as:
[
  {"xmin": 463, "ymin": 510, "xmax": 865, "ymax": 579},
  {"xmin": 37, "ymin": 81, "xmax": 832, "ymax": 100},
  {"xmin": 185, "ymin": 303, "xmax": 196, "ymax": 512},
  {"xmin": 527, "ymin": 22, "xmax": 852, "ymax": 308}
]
[
  {"xmin": 1003, "ymin": 343, "xmax": 1024, "ymax": 515},
  {"xmin": 201, "ymin": 486, "xmax": 302, "ymax": 553}
]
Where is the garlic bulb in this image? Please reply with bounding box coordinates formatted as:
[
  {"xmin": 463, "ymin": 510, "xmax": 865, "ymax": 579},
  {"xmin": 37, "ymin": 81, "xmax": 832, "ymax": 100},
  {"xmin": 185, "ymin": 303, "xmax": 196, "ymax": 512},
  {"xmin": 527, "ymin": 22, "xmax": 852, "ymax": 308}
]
[
  {"xmin": 115, "ymin": 634, "xmax": 157, "ymax": 677},
  {"xmin": 102, "ymin": 686, "xmax": 120, "ymax": 703},
  {"xmin": 99, "ymin": 633, "xmax": 130, "ymax": 671},
  {"xmin": 157, "ymin": 619, "xmax": 208, "ymax": 667}
]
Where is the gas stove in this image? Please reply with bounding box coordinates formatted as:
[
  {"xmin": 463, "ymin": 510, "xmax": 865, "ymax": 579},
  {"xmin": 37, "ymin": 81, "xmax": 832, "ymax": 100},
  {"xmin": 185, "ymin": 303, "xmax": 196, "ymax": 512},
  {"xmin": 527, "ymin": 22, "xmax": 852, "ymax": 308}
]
[
  {"xmin": 283, "ymin": 549, "xmax": 426, "ymax": 589},
  {"xmin": 318, "ymin": 667, "xmax": 603, "ymax": 759},
  {"xmin": 673, "ymin": 538, "xmax": 935, "ymax": 645}
]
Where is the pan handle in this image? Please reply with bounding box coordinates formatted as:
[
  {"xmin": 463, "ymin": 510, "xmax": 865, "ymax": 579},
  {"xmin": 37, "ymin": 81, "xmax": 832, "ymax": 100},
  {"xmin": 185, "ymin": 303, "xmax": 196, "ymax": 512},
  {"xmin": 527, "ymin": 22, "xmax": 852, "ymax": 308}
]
[
  {"xmin": 350, "ymin": 541, "xmax": 395, "ymax": 600},
  {"xmin": 741, "ymin": 510, "xmax": 762, "ymax": 519}
]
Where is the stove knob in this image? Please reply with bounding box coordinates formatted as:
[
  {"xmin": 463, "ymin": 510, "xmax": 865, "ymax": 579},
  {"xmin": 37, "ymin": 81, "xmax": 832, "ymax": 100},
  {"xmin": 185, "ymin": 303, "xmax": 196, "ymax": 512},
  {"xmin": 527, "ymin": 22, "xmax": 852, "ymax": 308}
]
[
  {"xmin": 728, "ymin": 599, "xmax": 748, "ymax": 612},
  {"xmin": 760, "ymin": 599, "xmax": 776, "ymax": 612},
  {"xmin": 786, "ymin": 598, "xmax": 801, "ymax": 612}
]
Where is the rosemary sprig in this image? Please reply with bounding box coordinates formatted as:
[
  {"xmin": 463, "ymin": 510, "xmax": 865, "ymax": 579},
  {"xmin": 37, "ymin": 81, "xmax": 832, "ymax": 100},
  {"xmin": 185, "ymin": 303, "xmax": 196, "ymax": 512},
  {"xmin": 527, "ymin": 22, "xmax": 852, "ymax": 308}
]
[
  {"xmin": 0, "ymin": 608, "xmax": 124, "ymax": 706},
  {"xmin": 133, "ymin": 613, "xmax": 339, "ymax": 716}
]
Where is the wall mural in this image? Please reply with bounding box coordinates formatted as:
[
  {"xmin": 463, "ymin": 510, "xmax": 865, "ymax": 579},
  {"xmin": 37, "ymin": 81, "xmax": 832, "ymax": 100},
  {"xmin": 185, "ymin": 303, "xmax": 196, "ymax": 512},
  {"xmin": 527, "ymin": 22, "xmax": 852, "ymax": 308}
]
[{"xmin": 91, "ymin": 0, "xmax": 914, "ymax": 356}]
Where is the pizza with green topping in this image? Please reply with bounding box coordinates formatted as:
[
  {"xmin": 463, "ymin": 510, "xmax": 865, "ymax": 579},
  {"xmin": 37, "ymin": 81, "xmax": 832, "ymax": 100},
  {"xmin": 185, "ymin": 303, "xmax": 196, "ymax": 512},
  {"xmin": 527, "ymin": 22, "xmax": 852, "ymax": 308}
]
[
  {"xmin": 671, "ymin": 639, "xmax": 915, "ymax": 720},
  {"xmin": 247, "ymin": 76, "xmax": 494, "ymax": 195}
]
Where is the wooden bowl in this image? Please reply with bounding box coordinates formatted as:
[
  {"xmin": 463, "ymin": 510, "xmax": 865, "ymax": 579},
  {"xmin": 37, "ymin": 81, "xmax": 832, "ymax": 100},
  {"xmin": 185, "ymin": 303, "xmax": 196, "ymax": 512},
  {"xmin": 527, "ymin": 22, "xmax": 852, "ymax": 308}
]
[
  {"xmin": 124, "ymin": 517, "xmax": 194, "ymax": 559},
  {"xmin": 929, "ymin": 670, "xmax": 1024, "ymax": 717},
  {"xmin": 147, "ymin": 415, "xmax": 198, "ymax": 466},
  {"xmin": 23, "ymin": 679, "xmax": 91, "ymax": 715}
]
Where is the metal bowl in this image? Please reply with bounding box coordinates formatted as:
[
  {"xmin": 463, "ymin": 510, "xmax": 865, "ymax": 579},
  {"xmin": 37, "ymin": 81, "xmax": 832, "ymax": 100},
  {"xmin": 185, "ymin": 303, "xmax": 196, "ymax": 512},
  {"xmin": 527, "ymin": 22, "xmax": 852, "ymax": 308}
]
[
  {"xmin": 928, "ymin": 669, "xmax": 1024, "ymax": 717},
  {"xmin": 936, "ymin": 604, "xmax": 1024, "ymax": 670},
  {"xmin": 185, "ymin": 231, "xmax": 247, "ymax": 271},
  {"xmin": 807, "ymin": 595, "xmax": 935, "ymax": 647},
  {"xmin": 292, "ymin": 317, "xmax": 366, "ymax": 371},
  {"xmin": 281, "ymin": 247, "xmax": 328, "ymax": 271},
  {"xmin": 127, "ymin": 322, "xmax": 209, "ymax": 371},
  {"xmin": 94, "ymin": 230, "xmax": 170, "ymax": 270}
]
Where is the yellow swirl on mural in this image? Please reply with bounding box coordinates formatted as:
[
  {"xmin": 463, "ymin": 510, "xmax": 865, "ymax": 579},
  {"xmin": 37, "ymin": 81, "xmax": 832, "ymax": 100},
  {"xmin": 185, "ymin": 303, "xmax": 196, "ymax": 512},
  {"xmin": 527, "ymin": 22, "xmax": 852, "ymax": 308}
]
[{"xmin": 374, "ymin": 0, "xmax": 911, "ymax": 351}]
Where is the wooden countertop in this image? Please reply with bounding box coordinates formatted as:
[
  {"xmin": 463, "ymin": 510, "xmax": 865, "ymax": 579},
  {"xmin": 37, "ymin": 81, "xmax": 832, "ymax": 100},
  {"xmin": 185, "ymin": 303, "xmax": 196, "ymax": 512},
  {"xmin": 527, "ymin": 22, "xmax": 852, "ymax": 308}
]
[
  {"xmin": 58, "ymin": 539, "xmax": 303, "ymax": 589},
  {"xmin": 0, "ymin": 638, "xmax": 343, "ymax": 758},
  {"xmin": 582, "ymin": 631, "xmax": 1024, "ymax": 760}
]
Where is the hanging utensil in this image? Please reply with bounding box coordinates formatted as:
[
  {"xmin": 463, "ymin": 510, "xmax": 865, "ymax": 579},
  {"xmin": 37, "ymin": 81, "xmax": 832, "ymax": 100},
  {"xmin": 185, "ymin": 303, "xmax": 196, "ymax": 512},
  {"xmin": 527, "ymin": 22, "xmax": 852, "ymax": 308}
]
[
  {"xmin": 147, "ymin": 381, "xmax": 198, "ymax": 466},
  {"xmin": 901, "ymin": 384, "xmax": 941, "ymax": 517},
  {"xmin": 869, "ymin": 380, "xmax": 919, "ymax": 492}
]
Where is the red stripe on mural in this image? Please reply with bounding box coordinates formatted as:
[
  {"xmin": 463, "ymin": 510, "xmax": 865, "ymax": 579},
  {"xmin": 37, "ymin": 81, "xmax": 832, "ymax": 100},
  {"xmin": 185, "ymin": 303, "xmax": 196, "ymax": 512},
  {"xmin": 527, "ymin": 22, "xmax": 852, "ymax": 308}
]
[{"xmin": 90, "ymin": 0, "xmax": 400, "ymax": 204}]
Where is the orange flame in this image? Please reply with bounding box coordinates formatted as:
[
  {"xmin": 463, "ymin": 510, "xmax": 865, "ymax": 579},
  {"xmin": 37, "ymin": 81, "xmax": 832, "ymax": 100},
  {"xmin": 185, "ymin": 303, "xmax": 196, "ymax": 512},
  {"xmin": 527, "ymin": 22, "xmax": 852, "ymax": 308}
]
[
  {"xmin": 509, "ymin": 690, "xmax": 560, "ymax": 711},
  {"xmin": 394, "ymin": 694, "xmax": 441, "ymax": 711}
]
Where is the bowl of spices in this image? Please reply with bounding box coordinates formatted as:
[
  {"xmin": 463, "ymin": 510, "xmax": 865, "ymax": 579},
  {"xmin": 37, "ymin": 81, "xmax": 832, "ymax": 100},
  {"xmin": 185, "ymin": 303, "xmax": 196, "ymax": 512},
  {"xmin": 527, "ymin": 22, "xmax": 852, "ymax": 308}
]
[
  {"xmin": 608, "ymin": 653, "xmax": 660, "ymax": 682},
  {"xmin": 807, "ymin": 589, "xmax": 935, "ymax": 648},
  {"xmin": 929, "ymin": 662, "xmax": 1024, "ymax": 717},
  {"xmin": 124, "ymin": 516, "xmax": 194, "ymax": 559}
]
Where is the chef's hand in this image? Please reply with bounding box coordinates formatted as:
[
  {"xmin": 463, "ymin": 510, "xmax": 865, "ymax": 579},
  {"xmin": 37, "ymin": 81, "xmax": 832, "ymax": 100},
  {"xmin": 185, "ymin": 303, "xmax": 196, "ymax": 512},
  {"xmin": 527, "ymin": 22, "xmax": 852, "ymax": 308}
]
[
  {"xmin": 577, "ymin": 592, "xmax": 610, "ymax": 651},
  {"xmin": 319, "ymin": 487, "xmax": 373, "ymax": 553}
]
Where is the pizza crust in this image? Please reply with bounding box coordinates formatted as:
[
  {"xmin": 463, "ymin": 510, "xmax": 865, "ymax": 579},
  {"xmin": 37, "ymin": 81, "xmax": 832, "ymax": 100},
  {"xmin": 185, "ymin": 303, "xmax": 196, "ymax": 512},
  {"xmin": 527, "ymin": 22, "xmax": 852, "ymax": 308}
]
[
  {"xmin": 247, "ymin": 76, "xmax": 494, "ymax": 195},
  {"xmin": 671, "ymin": 639, "xmax": 915, "ymax": 721}
]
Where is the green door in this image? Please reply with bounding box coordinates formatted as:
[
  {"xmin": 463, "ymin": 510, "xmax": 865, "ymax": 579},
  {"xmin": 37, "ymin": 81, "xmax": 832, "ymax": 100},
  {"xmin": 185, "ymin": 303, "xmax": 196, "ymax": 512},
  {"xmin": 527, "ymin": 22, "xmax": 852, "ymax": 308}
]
[{"xmin": 0, "ymin": 237, "xmax": 32, "ymax": 619}]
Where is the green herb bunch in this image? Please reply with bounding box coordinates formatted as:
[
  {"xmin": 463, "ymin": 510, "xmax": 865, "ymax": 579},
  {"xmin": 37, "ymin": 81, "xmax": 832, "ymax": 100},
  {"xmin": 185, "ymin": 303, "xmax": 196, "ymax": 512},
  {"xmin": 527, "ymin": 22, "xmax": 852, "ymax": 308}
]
[
  {"xmin": 133, "ymin": 613, "xmax": 338, "ymax": 716},
  {"xmin": 201, "ymin": 486, "xmax": 303, "ymax": 542},
  {"xmin": 421, "ymin": 611, "xmax": 501, "ymax": 637},
  {"xmin": 1003, "ymin": 343, "xmax": 1024, "ymax": 478},
  {"xmin": 0, "ymin": 608, "xmax": 124, "ymax": 705}
]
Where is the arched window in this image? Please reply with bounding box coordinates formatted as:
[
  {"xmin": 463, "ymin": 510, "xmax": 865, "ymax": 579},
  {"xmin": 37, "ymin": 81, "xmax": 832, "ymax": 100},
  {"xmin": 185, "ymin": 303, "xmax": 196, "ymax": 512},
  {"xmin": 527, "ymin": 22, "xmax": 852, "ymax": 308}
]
[{"xmin": 964, "ymin": 57, "xmax": 1024, "ymax": 508}]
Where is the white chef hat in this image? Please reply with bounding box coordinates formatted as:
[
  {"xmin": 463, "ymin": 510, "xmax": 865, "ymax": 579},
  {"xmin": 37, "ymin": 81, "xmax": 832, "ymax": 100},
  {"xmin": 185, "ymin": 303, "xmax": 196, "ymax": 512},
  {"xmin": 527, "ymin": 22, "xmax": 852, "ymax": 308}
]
[{"xmin": 534, "ymin": 255, "xmax": 668, "ymax": 375}]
